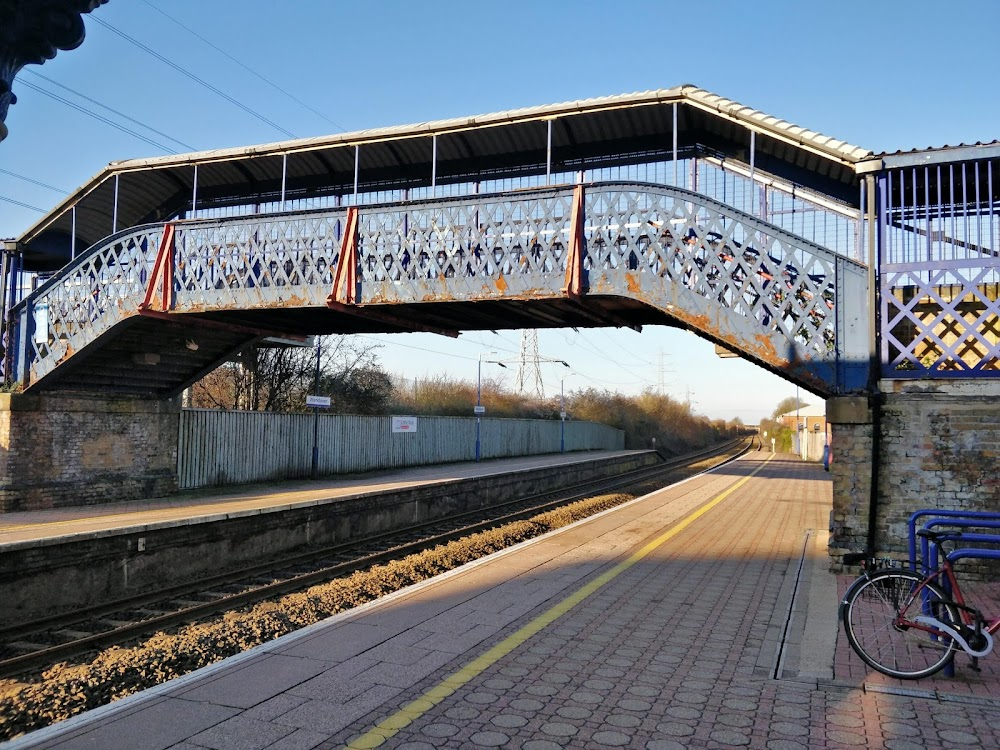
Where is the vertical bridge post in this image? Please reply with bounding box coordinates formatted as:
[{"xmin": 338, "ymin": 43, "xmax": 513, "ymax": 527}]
[{"xmin": 562, "ymin": 184, "xmax": 585, "ymax": 298}]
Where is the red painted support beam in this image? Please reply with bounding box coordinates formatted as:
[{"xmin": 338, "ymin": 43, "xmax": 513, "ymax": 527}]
[
  {"xmin": 140, "ymin": 223, "xmax": 176, "ymax": 312},
  {"xmin": 562, "ymin": 184, "xmax": 585, "ymax": 298},
  {"xmin": 328, "ymin": 208, "xmax": 359, "ymax": 306}
]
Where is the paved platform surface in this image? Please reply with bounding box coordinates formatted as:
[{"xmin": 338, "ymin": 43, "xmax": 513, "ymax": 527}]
[
  {"xmin": 0, "ymin": 450, "xmax": 642, "ymax": 547},
  {"xmin": 6, "ymin": 453, "xmax": 1000, "ymax": 749}
]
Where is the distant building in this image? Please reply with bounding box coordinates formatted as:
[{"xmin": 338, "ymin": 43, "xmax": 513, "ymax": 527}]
[{"xmin": 775, "ymin": 403, "xmax": 828, "ymax": 461}]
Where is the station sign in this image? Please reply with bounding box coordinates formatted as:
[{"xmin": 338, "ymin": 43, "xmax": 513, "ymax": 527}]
[
  {"xmin": 392, "ymin": 416, "xmax": 418, "ymax": 433},
  {"xmin": 473, "ymin": 405, "xmax": 486, "ymax": 415},
  {"xmin": 306, "ymin": 395, "xmax": 331, "ymax": 408}
]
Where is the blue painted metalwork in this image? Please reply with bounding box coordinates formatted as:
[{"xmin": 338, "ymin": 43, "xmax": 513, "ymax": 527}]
[
  {"xmin": 880, "ymin": 157, "xmax": 1000, "ymax": 377},
  {"xmin": 9, "ymin": 181, "xmax": 869, "ymax": 395},
  {"xmin": 907, "ymin": 509, "xmax": 1000, "ymax": 572}
]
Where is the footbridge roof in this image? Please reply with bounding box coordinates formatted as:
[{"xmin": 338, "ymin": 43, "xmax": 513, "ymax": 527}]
[{"xmin": 17, "ymin": 85, "xmax": 873, "ymax": 269}]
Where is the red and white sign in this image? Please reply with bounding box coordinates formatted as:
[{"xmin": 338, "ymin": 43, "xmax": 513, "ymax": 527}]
[{"xmin": 391, "ymin": 416, "xmax": 418, "ymax": 433}]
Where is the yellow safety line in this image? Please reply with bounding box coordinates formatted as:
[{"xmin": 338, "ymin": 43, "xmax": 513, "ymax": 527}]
[{"xmin": 343, "ymin": 454, "xmax": 774, "ymax": 749}]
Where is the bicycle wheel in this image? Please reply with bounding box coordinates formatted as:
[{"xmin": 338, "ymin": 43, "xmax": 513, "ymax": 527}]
[{"xmin": 841, "ymin": 568, "xmax": 959, "ymax": 679}]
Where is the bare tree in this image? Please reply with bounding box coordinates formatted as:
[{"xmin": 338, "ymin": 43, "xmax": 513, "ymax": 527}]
[{"xmin": 189, "ymin": 336, "xmax": 385, "ymax": 412}]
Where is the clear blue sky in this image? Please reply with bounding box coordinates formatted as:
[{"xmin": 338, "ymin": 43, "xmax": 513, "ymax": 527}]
[{"xmin": 2, "ymin": 0, "xmax": 998, "ymax": 423}]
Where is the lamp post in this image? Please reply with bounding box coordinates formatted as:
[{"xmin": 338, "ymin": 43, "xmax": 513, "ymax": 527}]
[
  {"xmin": 476, "ymin": 351, "xmax": 506, "ymax": 461},
  {"xmin": 311, "ymin": 336, "xmax": 322, "ymax": 479},
  {"xmin": 557, "ymin": 362, "xmax": 571, "ymax": 453}
]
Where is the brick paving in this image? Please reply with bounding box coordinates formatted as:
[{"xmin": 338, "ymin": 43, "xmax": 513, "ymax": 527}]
[{"xmin": 7, "ymin": 454, "xmax": 1000, "ymax": 749}]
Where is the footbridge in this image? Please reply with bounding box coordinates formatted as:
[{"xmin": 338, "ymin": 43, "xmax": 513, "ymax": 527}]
[
  {"xmin": 5, "ymin": 85, "xmax": 1000, "ymax": 572},
  {"xmin": 7, "ymin": 181, "xmax": 868, "ymax": 397}
]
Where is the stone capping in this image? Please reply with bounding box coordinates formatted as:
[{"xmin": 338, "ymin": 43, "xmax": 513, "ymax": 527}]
[
  {"xmin": 826, "ymin": 396, "xmax": 871, "ymax": 425},
  {"xmin": 0, "ymin": 392, "xmax": 179, "ymax": 414}
]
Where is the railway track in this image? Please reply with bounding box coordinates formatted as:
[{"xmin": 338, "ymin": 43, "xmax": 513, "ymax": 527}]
[{"xmin": 0, "ymin": 438, "xmax": 752, "ymax": 680}]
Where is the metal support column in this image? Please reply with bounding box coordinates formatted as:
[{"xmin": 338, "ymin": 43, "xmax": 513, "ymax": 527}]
[
  {"xmin": 353, "ymin": 145, "xmax": 360, "ymax": 200},
  {"xmin": 672, "ymin": 103, "xmax": 678, "ymax": 186},
  {"xmin": 280, "ymin": 153, "xmax": 288, "ymax": 211},
  {"xmin": 749, "ymin": 130, "xmax": 756, "ymax": 216},
  {"xmin": 70, "ymin": 206, "xmax": 77, "ymax": 259},
  {"xmin": 112, "ymin": 173, "xmax": 119, "ymax": 233},
  {"xmin": 546, "ymin": 119, "xmax": 553, "ymax": 185},
  {"xmin": 431, "ymin": 135, "xmax": 437, "ymax": 197},
  {"xmin": 191, "ymin": 165, "xmax": 199, "ymax": 219}
]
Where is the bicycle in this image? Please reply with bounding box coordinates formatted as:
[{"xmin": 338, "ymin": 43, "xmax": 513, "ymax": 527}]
[{"xmin": 840, "ymin": 529, "xmax": 1000, "ymax": 679}]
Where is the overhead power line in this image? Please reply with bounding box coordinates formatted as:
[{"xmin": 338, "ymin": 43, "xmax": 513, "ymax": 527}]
[
  {"xmin": 141, "ymin": 0, "xmax": 346, "ymax": 132},
  {"xmin": 90, "ymin": 16, "xmax": 297, "ymax": 139},
  {"xmin": 0, "ymin": 195, "xmax": 46, "ymax": 212},
  {"xmin": 0, "ymin": 168, "xmax": 67, "ymax": 194},
  {"xmin": 25, "ymin": 70, "xmax": 196, "ymax": 151},
  {"xmin": 17, "ymin": 79, "xmax": 177, "ymax": 154}
]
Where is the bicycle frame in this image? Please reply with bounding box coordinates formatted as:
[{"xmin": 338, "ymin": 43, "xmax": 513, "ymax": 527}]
[{"xmin": 894, "ymin": 558, "xmax": 1000, "ymax": 658}]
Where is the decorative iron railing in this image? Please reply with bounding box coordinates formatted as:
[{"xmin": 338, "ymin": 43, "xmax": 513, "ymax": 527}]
[
  {"xmin": 9, "ymin": 181, "xmax": 869, "ymax": 393},
  {"xmin": 879, "ymin": 160, "xmax": 1000, "ymax": 377}
]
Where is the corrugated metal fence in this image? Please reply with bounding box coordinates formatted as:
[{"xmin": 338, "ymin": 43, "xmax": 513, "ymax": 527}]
[{"xmin": 177, "ymin": 410, "xmax": 625, "ymax": 489}]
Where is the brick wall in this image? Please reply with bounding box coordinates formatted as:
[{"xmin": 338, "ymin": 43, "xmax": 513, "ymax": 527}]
[
  {"xmin": 829, "ymin": 382, "xmax": 1000, "ymax": 573},
  {"xmin": 0, "ymin": 393, "xmax": 179, "ymax": 512}
]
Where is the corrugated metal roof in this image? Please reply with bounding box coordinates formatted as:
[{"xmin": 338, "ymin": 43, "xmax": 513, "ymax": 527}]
[
  {"xmin": 859, "ymin": 140, "xmax": 1000, "ymax": 171},
  {"xmin": 101, "ymin": 85, "xmax": 873, "ymax": 172},
  {"xmin": 16, "ymin": 85, "xmax": 875, "ymax": 261},
  {"xmin": 681, "ymin": 88, "xmax": 872, "ymax": 164}
]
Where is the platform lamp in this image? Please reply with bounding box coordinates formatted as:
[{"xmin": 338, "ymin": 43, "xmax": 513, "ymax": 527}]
[
  {"xmin": 476, "ymin": 351, "xmax": 507, "ymax": 462},
  {"xmin": 558, "ymin": 362, "xmax": 571, "ymax": 453}
]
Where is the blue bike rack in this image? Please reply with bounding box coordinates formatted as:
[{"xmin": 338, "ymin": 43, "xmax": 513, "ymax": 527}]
[
  {"xmin": 907, "ymin": 510, "xmax": 1000, "ymax": 572},
  {"xmin": 906, "ymin": 509, "xmax": 1000, "ymax": 677}
]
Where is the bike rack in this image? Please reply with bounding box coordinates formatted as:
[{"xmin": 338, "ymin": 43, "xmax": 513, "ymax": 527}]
[
  {"xmin": 907, "ymin": 510, "xmax": 1000, "ymax": 572},
  {"xmin": 907, "ymin": 510, "xmax": 1000, "ymax": 677}
]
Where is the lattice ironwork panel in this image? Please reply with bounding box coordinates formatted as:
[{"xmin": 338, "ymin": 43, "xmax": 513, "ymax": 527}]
[
  {"xmin": 11, "ymin": 225, "xmax": 163, "ymax": 384},
  {"xmin": 357, "ymin": 191, "xmax": 575, "ymax": 303},
  {"xmin": 882, "ymin": 265, "xmax": 1000, "ymax": 375},
  {"xmin": 172, "ymin": 213, "xmax": 342, "ymax": 310},
  {"xmin": 12, "ymin": 182, "xmax": 868, "ymax": 394},
  {"xmin": 878, "ymin": 162, "xmax": 1000, "ymax": 378},
  {"xmin": 583, "ymin": 185, "xmax": 863, "ymax": 376}
]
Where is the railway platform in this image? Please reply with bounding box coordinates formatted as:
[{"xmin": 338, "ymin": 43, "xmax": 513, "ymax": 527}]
[
  {"xmin": 0, "ymin": 449, "xmax": 659, "ymax": 628},
  {"xmin": 0, "ymin": 450, "xmax": 648, "ymax": 547},
  {"xmin": 5, "ymin": 453, "xmax": 1000, "ymax": 749}
]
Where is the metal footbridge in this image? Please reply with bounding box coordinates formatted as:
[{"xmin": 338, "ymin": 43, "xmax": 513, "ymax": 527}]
[{"xmin": 8, "ymin": 180, "xmax": 868, "ymax": 397}]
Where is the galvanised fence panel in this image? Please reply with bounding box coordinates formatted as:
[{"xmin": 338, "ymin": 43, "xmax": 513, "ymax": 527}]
[{"xmin": 177, "ymin": 409, "xmax": 624, "ymax": 489}]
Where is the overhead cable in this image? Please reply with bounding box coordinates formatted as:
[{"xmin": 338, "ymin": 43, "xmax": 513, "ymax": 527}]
[
  {"xmin": 0, "ymin": 195, "xmax": 46, "ymax": 212},
  {"xmin": 25, "ymin": 70, "xmax": 196, "ymax": 151},
  {"xmin": 90, "ymin": 16, "xmax": 297, "ymax": 139},
  {"xmin": 17, "ymin": 79, "xmax": 177, "ymax": 153},
  {"xmin": 141, "ymin": 0, "xmax": 345, "ymax": 132},
  {"xmin": 0, "ymin": 168, "xmax": 67, "ymax": 193}
]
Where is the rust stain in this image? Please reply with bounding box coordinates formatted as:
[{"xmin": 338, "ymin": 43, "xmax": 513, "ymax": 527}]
[
  {"xmin": 625, "ymin": 273, "xmax": 640, "ymax": 295},
  {"xmin": 56, "ymin": 344, "xmax": 76, "ymax": 365},
  {"xmin": 495, "ymin": 275, "xmax": 508, "ymax": 293}
]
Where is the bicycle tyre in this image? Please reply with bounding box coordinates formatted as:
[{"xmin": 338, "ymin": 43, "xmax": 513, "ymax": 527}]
[{"xmin": 841, "ymin": 568, "xmax": 959, "ymax": 680}]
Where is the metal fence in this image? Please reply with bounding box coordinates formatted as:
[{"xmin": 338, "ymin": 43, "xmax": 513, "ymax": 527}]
[
  {"xmin": 879, "ymin": 158, "xmax": 1000, "ymax": 377},
  {"xmin": 177, "ymin": 409, "xmax": 625, "ymax": 489}
]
